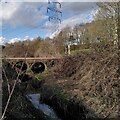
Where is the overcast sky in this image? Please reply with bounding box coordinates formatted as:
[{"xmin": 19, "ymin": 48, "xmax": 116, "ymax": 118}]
[{"xmin": 0, "ymin": 0, "xmax": 99, "ymax": 44}]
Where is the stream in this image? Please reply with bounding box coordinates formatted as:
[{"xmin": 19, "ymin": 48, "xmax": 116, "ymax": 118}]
[{"xmin": 26, "ymin": 93, "xmax": 62, "ymax": 120}]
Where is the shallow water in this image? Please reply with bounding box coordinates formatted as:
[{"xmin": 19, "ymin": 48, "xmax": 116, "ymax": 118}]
[{"xmin": 26, "ymin": 93, "xmax": 62, "ymax": 120}]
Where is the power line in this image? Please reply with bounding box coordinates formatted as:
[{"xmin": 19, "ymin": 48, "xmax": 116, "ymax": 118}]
[{"xmin": 47, "ymin": 0, "xmax": 62, "ymax": 37}]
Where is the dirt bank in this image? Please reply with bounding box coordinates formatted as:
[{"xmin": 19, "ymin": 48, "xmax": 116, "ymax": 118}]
[
  {"xmin": 44, "ymin": 51, "xmax": 119, "ymax": 118},
  {"xmin": 2, "ymin": 61, "xmax": 47, "ymax": 120},
  {"xmin": 2, "ymin": 51, "xmax": 119, "ymax": 119}
]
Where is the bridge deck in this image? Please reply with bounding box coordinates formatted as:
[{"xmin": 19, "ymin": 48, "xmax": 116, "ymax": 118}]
[{"xmin": 2, "ymin": 57, "xmax": 62, "ymax": 60}]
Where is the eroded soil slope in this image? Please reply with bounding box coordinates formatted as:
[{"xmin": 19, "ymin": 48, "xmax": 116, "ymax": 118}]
[{"xmin": 45, "ymin": 51, "xmax": 119, "ymax": 118}]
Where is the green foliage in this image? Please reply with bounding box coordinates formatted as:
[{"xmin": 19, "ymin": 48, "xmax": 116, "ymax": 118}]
[
  {"xmin": 35, "ymin": 74, "xmax": 44, "ymax": 81},
  {"xmin": 70, "ymin": 48, "xmax": 93, "ymax": 56}
]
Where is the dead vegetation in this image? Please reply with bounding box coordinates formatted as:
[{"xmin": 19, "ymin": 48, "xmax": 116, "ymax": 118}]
[
  {"xmin": 2, "ymin": 60, "xmax": 45, "ymax": 120},
  {"xmin": 2, "ymin": 46, "xmax": 119, "ymax": 119},
  {"xmin": 45, "ymin": 51, "xmax": 119, "ymax": 118}
]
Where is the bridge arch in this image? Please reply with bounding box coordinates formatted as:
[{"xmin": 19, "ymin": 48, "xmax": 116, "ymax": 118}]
[
  {"xmin": 14, "ymin": 61, "xmax": 28, "ymax": 72},
  {"xmin": 13, "ymin": 61, "xmax": 46, "ymax": 74},
  {"xmin": 31, "ymin": 62, "xmax": 46, "ymax": 74}
]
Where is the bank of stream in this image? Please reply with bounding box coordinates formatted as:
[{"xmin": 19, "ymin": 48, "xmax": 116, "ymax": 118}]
[
  {"xmin": 2, "ymin": 60, "xmax": 92, "ymax": 120},
  {"xmin": 26, "ymin": 93, "xmax": 62, "ymax": 120},
  {"xmin": 2, "ymin": 50, "xmax": 119, "ymax": 120},
  {"xmin": 25, "ymin": 87, "xmax": 94, "ymax": 120}
]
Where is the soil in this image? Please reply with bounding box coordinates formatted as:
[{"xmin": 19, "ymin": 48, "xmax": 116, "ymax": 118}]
[
  {"xmin": 44, "ymin": 51, "xmax": 119, "ymax": 118},
  {"xmin": 2, "ymin": 50, "xmax": 119, "ymax": 119},
  {"xmin": 2, "ymin": 61, "xmax": 46, "ymax": 120}
]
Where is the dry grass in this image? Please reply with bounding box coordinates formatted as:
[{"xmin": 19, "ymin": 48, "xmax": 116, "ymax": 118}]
[{"xmin": 45, "ymin": 51, "xmax": 119, "ymax": 118}]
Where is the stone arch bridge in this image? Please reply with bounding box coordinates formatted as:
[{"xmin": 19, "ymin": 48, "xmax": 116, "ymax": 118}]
[{"xmin": 3, "ymin": 57, "xmax": 62, "ymax": 72}]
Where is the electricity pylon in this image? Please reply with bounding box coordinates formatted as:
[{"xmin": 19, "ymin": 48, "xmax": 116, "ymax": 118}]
[{"xmin": 47, "ymin": 0, "xmax": 62, "ymax": 24}]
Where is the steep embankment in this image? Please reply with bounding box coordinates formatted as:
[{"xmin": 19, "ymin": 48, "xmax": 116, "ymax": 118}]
[
  {"xmin": 45, "ymin": 51, "xmax": 119, "ymax": 118},
  {"xmin": 2, "ymin": 60, "xmax": 47, "ymax": 120}
]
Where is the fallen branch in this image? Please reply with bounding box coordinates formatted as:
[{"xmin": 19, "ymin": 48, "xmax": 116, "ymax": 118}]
[{"xmin": 0, "ymin": 51, "xmax": 28, "ymax": 120}]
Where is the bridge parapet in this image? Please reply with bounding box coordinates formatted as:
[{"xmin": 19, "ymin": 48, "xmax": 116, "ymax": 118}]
[{"xmin": 3, "ymin": 57, "xmax": 62, "ymax": 70}]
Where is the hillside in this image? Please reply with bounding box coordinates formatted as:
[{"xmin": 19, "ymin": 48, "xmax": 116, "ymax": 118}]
[{"xmin": 45, "ymin": 51, "xmax": 119, "ymax": 118}]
